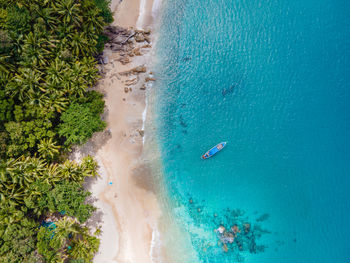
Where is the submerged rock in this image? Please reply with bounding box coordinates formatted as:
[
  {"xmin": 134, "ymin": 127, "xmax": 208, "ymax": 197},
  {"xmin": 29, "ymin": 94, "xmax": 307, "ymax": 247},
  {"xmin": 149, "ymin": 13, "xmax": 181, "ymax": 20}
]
[
  {"xmin": 222, "ymin": 232, "xmax": 235, "ymax": 243},
  {"xmin": 231, "ymin": 224, "xmax": 241, "ymax": 234},
  {"xmin": 244, "ymin": 223, "xmax": 251, "ymax": 233},
  {"xmin": 223, "ymin": 243, "xmax": 228, "ymax": 252},
  {"xmin": 217, "ymin": 225, "xmax": 225, "ymax": 234}
]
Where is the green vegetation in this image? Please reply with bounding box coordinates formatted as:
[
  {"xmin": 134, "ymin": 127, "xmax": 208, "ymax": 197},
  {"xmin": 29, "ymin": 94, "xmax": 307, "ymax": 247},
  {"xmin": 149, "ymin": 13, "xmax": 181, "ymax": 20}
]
[
  {"xmin": 58, "ymin": 93, "xmax": 106, "ymax": 145},
  {"xmin": 0, "ymin": 0, "xmax": 112, "ymax": 262}
]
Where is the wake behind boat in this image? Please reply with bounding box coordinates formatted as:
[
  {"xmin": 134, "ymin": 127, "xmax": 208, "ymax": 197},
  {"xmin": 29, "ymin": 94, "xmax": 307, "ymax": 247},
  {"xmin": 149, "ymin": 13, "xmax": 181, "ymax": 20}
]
[{"xmin": 201, "ymin": 142, "xmax": 227, "ymax": 159}]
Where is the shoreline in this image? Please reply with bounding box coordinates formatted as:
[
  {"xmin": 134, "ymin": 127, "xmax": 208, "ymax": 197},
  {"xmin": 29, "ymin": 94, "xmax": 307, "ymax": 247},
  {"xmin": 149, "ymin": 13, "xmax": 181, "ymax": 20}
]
[{"xmin": 91, "ymin": 1, "xmax": 163, "ymax": 262}]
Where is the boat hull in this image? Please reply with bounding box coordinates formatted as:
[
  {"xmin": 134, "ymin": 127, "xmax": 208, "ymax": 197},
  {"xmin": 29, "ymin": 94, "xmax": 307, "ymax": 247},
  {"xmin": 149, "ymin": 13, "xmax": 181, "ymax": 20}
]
[{"xmin": 201, "ymin": 142, "xmax": 227, "ymax": 159}]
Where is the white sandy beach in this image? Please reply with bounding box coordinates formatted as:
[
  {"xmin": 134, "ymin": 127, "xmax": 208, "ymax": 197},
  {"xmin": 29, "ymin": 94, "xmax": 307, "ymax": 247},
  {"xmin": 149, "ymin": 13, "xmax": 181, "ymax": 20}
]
[{"xmin": 91, "ymin": 1, "xmax": 162, "ymax": 263}]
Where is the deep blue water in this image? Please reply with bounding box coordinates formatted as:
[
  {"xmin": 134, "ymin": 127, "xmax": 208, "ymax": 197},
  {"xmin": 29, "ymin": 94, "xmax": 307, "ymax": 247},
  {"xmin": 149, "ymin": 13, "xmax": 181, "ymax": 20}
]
[{"xmin": 152, "ymin": 0, "xmax": 350, "ymax": 262}]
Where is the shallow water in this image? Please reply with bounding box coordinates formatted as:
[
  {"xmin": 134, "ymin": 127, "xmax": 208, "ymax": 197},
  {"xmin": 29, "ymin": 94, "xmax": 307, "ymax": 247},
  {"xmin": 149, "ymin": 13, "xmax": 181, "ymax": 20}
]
[{"xmin": 149, "ymin": 0, "xmax": 350, "ymax": 262}]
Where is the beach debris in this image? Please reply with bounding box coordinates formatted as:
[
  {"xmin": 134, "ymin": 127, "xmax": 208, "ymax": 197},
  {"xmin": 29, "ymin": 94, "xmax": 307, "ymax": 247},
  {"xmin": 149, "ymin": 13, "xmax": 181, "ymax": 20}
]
[
  {"xmin": 140, "ymin": 84, "xmax": 146, "ymax": 90},
  {"xmin": 108, "ymin": 181, "xmax": 113, "ymax": 185}
]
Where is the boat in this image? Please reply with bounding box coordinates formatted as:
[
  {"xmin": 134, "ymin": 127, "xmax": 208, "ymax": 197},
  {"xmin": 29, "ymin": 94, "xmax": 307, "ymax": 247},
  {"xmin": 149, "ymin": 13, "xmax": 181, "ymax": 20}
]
[{"xmin": 201, "ymin": 142, "xmax": 227, "ymax": 159}]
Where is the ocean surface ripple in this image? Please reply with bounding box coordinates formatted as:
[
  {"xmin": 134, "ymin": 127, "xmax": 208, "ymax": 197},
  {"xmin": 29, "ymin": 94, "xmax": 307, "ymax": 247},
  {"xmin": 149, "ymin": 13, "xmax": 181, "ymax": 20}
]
[{"xmin": 149, "ymin": 0, "xmax": 350, "ymax": 262}]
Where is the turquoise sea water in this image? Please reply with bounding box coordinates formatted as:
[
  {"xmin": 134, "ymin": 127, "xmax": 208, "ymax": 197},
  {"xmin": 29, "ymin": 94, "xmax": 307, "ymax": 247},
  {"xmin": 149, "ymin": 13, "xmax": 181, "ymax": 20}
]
[{"xmin": 150, "ymin": 0, "xmax": 350, "ymax": 262}]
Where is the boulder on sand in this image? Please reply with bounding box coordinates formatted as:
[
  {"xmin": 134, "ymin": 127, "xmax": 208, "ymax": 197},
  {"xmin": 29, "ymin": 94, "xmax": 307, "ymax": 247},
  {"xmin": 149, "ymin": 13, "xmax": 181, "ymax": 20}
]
[
  {"xmin": 135, "ymin": 33, "xmax": 145, "ymax": 42},
  {"xmin": 145, "ymin": 76, "xmax": 156, "ymax": 82},
  {"xmin": 119, "ymin": 66, "xmax": 147, "ymax": 76},
  {"xmin": 131, "ymin": 66, "xmax": 147, "ymax": 73}
]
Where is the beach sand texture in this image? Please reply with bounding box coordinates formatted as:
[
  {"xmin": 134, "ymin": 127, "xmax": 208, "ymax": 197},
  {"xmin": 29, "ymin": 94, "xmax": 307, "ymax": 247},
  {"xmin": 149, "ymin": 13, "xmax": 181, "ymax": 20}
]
[{"xmin": 92, "ymin": 1, "xmax": 161, "ymax": 263}]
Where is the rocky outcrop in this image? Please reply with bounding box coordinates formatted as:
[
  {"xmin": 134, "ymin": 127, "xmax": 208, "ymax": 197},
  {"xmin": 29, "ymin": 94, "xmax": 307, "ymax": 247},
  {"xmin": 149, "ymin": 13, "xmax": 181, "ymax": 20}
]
[
  {"xmin": 117, "ymin": 56, "xmax": 130, "ymax": 65},
  {"xmin": 102, "ymin": 26, "xmax": 154, "ymax": 95},
  {"xmin": 119, "ymin": 66, "xmax": 147, "ymax": 76}
]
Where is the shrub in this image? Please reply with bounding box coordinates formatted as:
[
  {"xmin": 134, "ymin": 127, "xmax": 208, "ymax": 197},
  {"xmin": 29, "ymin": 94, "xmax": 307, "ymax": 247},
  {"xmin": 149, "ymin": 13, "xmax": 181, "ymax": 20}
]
[{"xmin": 58, "ymin": 103, "xmax": 106, "ymax": 145}]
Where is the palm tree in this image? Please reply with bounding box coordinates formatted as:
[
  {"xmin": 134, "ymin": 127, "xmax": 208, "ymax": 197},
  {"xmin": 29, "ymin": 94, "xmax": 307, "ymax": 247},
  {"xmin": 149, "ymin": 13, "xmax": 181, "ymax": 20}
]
[
  {"xmin": 46, "ymin": 57, "xmax": 68, "ymax": 85},
  {"xmin": 8, "ymin": 67, "xmax": 43, "ymax": 101},
  {"xmin": 70, "ymin": 232, "xmax": 100, "ymax": 262},
  {"xmin": 54, "ymin": 0, "xmax": 82, "ymax": 27},
  {"xmin": 34, "ymin": 7, "xmax": 59, "ymax": 31},
  {"xmin": 21, "ymin": 32, "xmax": 51, "ymax": 68},
  {"xmin": 0, "ymin": 55, "xmax": 14, "ymax": 73},
  {"xmin": 58, "ymin": 160, "xmax": 85, "ymax": 182},
  {"xmin": 80, "ymin": 156, "xmax": 98, "ymax": 178},
  {"xmin": 38, "ymin": 138, "xmax": 60, "ymax": 160},
  {"xmin": 83, "ymin": 8, "xmax": 105, "ymax": 34},
  {"xmin": 69, "ymin": 31, "xmax": 90, "ymax": 57},
  {"xmin": 40, "ymin": 92, "xmax": 69, "ymax": 113},
  {"xmin": 55, "ymin": 217, "xmax": 79, "ymax": 244}
]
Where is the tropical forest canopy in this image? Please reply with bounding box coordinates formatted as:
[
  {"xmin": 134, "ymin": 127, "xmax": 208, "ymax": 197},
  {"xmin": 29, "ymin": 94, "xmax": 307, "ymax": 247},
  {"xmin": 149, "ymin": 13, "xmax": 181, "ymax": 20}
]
[{"xmin": 0, "ymin": 0, "xmax": 112, "ymax": 262}]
